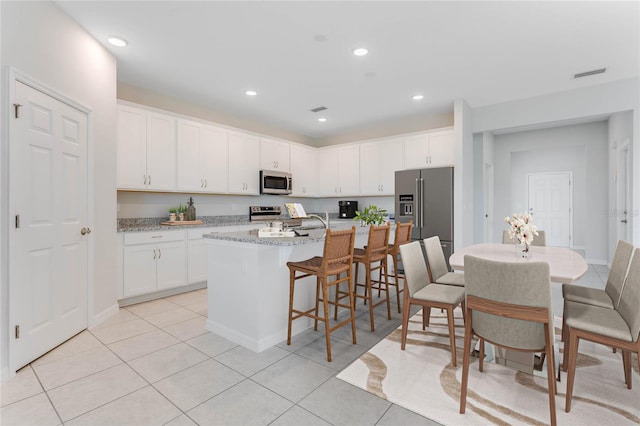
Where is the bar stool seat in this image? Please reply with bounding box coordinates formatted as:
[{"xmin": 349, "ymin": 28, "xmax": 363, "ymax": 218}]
[{"xmin": 287, "ymin": 227, "xmax": 357, "ymax": 362}]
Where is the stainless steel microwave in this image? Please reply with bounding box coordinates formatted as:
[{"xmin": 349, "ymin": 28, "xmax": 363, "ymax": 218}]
[{"xmin": 260, "ymin": 170, "xmax": 292, "ymax": 195}]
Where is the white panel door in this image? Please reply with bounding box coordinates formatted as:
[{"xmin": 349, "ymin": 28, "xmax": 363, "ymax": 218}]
[
  {"xmin": 123, "ymin": 244, "xmax": 157, "ymax": 297},
  {"xmin": 317, "ymin": 148, "xmax": 339, "ymax": 196},
  {"xmin": 404, "ymin": 134, "xmax": 429, "ymax": 169},
  {"xmin": 188, "ymin": 239, "xmax": 209, "ymax": 284},
  {"xmin": 527, "ymin": 172, "xmax": 572, "ymax": 247},
  {"xmin": 359, "ymin": 142, "xmax": 381, "ymax": 195},
  {"xmin": 146, "ymin": 112, "xmax": 176, "ymax": 191},
  {"xmin": 228, "ymin": 131, "xmax": 260, "ymax": 194},
  {"xmin": 202, "ymin": 125, "xmax": 229, "ymax": 193},
  {"xmin": 11, "ymin": 81, "xmax": 88, "ymax": 371},
  {"xmin": 260, "ymin": 138, "xmax": 290, "ymax": 172},
  {"xmin": 428, "ymin": 131, "xmax": 455, "ymax": 167},
  {"xmin": 156, "ymin": 241, "xmax": 187, "ymax": 290},
  {"xmin": 379, "ymin": 138, "xmax": 404, "ymax": 194},
  {"xmin": 117, "ymin": 106, "xmax": 147, "ymax": 189},
  {"xmin": 290, "ymin": 144, "xmax": 316, "ymax": 196},
  {"xmin": 177, "ymin": 119, "xmax": 204, "ymax": 192},
  {"xmin": 337, "ymin": 145, "xmax": 360, "ymax": 195}
]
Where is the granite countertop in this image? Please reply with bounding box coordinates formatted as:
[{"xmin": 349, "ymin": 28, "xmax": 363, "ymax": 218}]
[
  {"xmin": 203, "ymin": 225, "xmax": 372, "ymax": 246},
  {"xmin": 117, "ymin": 214, "xmax": 360, "ymax": 232}
]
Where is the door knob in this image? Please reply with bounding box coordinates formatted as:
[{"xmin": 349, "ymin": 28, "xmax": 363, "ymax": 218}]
[
  {"xmin": 621, "ymin": 219, "xmax": 628, "ymax": 223},
  {"xmin": 81, "ymin": 227, "xmax": 92, "ymax": 235}
]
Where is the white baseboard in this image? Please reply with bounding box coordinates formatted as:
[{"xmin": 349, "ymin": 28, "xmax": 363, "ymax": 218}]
[
  {"xmin": 206, "ymin": 318, "xmax": 311, "ymax": 353},
  {"xmin": 0, "ymin": 366, "xmax": 12, "ymax": 383},
  {"xmin": 90, "ymin": 303, "xmax": 120, "ymax": 328},
  {"xmin": 585, "ymin": 258, "xmax": 608, "ymax": 266}
]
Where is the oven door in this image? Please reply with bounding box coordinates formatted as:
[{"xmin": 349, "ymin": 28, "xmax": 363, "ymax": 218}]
[{"xmin": 260, "ymin": 170, "xmax": 292, "ymax": 195}]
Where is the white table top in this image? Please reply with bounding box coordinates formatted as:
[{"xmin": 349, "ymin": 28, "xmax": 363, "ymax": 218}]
[{"xmin": 449, "ymin": 243, "xmax": 588, "ymax": 284}]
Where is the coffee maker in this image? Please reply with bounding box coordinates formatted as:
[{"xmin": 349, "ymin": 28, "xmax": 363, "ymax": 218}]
[{"xmin": 338, "ymin": 201, "xmax": 358, "ymax": 219}]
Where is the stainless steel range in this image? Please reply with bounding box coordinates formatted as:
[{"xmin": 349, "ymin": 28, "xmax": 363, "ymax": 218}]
[{"xmin": 249, "ymin": 206, "xmax": 302, "ymax": 227}]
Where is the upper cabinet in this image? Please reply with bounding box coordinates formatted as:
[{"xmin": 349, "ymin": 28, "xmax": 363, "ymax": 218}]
[
  {"xmin": 177, "ymin": 119, "xmax": 229, "ymax": 193},
  {"xmin": 317, "ymin": 145, "xmax": 360, "ymax": 197},
  {"xmin": 260, "ymin": 138, "xmax": 290, "ymax": 172},
  {"xmin": 404, "ymin": 129, "xmax": 455, "ymax": 170},
  {"xmin": 117, "ymin": 105, "xmax": 177, "ymax": 191},
  {"xmin": 359, "ymin": 137, "xmax": 404, "ymax": 195},
  {"xmin": 228, "ymin": 131, "xmax": 260, "ymax": 194},
  {"xmin": 289, "ymin": 144, "xmax": 316, "ymax": 197}
]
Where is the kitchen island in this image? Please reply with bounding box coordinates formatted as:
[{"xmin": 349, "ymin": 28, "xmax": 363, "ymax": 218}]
[{"xmin": 204, "ymin": 225, "xmax": 374, "ymax": 352}]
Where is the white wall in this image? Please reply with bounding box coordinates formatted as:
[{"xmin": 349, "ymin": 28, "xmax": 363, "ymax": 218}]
[
  {"xmin": 493, "ymin": 121, "xmax": 608, "ymax": 263},
  {"xmin": 454, "ymin": 99, "xmax": 474, "ymax": 250},
  {"xmin": 0, "ymin": 1, "xmax": 117, "ymax": 377},
  {"xmin": 472, "ymin": 133, "xmax": 484, "ymax": 243}
]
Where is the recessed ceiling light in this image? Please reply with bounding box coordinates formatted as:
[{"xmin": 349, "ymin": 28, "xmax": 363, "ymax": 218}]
[
  {"xmin": 412, "ymin": 94, "xmax": 424, "ymax": 101},
  {"xmin": 107, "ymin": 36, "xmax": 128, "ymax": 47},
  {"xmin": 318, "ymin": 117, "xmax": 327, "ymax": 122},
  {"xmin": 245, "ymin": 90, "xmax": 257, "ymax": 96},
  {"xmin": 353, "ymin": 48, "xmax": 369, "ymax": 57}
]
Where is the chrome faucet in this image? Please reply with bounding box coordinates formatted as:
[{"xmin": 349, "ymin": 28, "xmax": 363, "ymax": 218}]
[{"xmin": 307, "ymin": 211, "xmax": 330, "ymax": 236}]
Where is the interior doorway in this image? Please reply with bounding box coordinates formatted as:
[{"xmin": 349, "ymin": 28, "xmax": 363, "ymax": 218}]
[
  {"xmin": 9, "ymin": 76, "xmax": 90, "ymax": 372},
  {"xmin": 526, "ymin": 172, "xmax": 572, "ymax": 247}
]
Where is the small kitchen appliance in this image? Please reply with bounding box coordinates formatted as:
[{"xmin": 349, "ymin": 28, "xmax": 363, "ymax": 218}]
[
  {"xmin": 338, "ymin": 200, "xmax": 358, "ymax": 219},
  {"xmin": 260, "ymin": 170, "xmax": 292, "ymax": 195}
]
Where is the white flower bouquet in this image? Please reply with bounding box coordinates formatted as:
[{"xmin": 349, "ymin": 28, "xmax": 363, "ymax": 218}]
[{"xmin": 505, "ymin": 212, "xmax": 539, "ymax": 251}]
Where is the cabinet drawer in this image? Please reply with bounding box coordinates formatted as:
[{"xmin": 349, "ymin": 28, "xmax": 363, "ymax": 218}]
[{"xmin": 124, "ymin": 230, "xmax": 185, "ymax": 245}]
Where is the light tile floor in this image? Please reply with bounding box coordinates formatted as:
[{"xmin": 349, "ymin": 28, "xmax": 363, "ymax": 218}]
[{"xmin": 1, "ymin": 264, "xmax": 608, "ymax": 426}]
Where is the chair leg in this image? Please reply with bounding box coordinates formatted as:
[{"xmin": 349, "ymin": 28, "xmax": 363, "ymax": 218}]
[
  {"xmin": 622, "ymin": 350, "xmax": 632, "ymax": 389},
  {"xmin": 400, "ymin": 293, "xmax": 411, "ymax": 350},
  {"xmin": 383, "ymin": 260, "xmax": 391, "ymax": 320},
  {"xmin": 366, "ymin": 264, "xmax": 375, "ymax": 332},
  {"xmin": 544, "ymin": 323, "xmax": 557, "ymax": 426},
  {"xmin": 348, "ymin": 273, "xmax": 357, "ymax": 344},
  {"xmin": 393, "ymin": 255, "xmax": 402, "ymax": 313},
  {"xmin": 322, "ymin": 282, "xmax": 332, "ymax": 362},
  {"xmin": 314, "ymin": 278, "xmax": 320, "ymax": 332},
  {"xmin": 447, "ymin": 306, "xmax": 457, "ymax": 367},
  {"xmin": 479, "ymin": 339, "xmax": 485, "ymax": 372},
  {"xmin": 287, "ymin": 269, "xmax": 295, "ymax": 345},
  {"xmin": 459, "ymin": 308, "xmax": 473, "ymax": 414},
  {"xmin": 565, "ymin": 331, "xmax": 580, "ymax": 413},
  {"xmin": 334, "ymin": 273, "xmax": 340, "ymax": 320}
]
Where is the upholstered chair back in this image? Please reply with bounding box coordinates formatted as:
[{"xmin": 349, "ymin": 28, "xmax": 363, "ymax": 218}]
[
  {"xmin": 617, "ymin": 248, "xmax": 640, "ymax": 343},
  {"xmin": 424, "ymin": 236, "xmax": 448, "ymax": 281},
  {"xmin": 606, "ymin": 240, "xmax": 634, "ymax": 309},
  {"xmin": 399, "ymin": 241, "xmax": 430, "ymax": 297}
]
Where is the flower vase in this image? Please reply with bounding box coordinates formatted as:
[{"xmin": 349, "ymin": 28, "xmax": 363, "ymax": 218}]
[{"xmin": 515, "ymin": 242, "xmax": 530, "ymax": 258}]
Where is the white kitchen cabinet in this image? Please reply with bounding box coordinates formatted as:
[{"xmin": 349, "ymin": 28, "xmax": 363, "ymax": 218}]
[
  {"xmin": 289, "ymin": 144, "xmax": 316, "ymax": 196},
  {"xmin": 316, "ymin": 145, "xmax": 359, "ymax": 196},
  {"xmin": 177, "ymin": 120, "xmax": 229, "ymax": 193},
  {"xmin": 187, "ymin": 227, "xmax": 218, "ymax": 284},
  {"xmin": 228, "ymin": 131, "xmax": 260, "ymax": 194},
  {"xmin": 117, "ymin": 105, "xmax": 177, "ymax": 191},
  {"xmin": 404, "ymin": 129, "xmax": 454, "ymax": 169},
  {"xmin": 260, "ymin": 138, "xmax": 290, "ymax": 172},
  {"xmin": 359, "ymin": 137, "xmax": 404, "ymax": 195},
  {"xmin": 122, "ymin": 231, "xmax": 186, "ymax": 298}
]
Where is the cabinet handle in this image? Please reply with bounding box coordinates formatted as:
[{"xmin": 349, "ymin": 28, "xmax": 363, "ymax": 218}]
[
  {"xmin": 205, "ymin": 179, "xmax": 208, "ymax": 188},
  {"xmin": 381, "ymin": 184, "xmax": 383, "ymax": 192},
  {"xmin": 153, "ymin": 249, "xmax": 156, "ymax": 260},
  {"xmin": 201, "ymin": 179, "xmax": 204, "ymax": 188},
  {"xmin": 144, "ymin": 174, "xmax": 147, "ymax": 185},
  {"xmin": 148, "ymin": 175, "xmax": 152, "ymax": 185},
  {"xmin": 158, "ymin": 249, "xmax": 161, "ymax": 259}
]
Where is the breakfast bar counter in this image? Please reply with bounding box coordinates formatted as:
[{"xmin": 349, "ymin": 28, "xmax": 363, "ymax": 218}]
[{"xmin": 203, "ymin": 226, "xmax": 373, "ymax": 352}]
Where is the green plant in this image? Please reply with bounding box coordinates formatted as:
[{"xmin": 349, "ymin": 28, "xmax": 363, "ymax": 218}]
[
  {"xmin": 169, "ymin": 207, "xmax": 177, "ymax": 214},
  {"xmin": 177, "ymin": 204, "xmax": 186, "ymax": 214},
  {"xmin": 354, "ymin": 204, "xmax": 387, "ymax": 225}
]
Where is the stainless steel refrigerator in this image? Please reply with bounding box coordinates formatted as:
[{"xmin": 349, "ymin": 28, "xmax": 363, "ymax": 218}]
[{"xmin": 395, "ymin": 167, "xmax": 454, "ymax": 269}]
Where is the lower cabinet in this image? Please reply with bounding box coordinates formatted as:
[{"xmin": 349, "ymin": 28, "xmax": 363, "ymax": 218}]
[{"xmin": 122, "ymin": 230, "xmax": 186, "ymax": 298}]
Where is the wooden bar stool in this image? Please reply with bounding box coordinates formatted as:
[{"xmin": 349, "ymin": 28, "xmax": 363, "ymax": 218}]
[
  {"xmin": 387, "ymin": 220, "xmax": 413, "ymax": 313},
  {"xmin": 286, "ymin": 227, "xmax": 357, "ymax": 362},
  {"xmin": 338, "ymin": 224, "xmax": 391, "ymax": 332}
]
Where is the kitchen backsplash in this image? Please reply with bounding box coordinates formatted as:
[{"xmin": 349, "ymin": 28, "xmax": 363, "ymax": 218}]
[{"xmin": 117, "ymin": 192, "xmax": 394, "ymax": 220}]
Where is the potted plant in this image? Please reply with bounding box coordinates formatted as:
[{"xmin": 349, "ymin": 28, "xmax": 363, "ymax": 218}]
[
  {"xmin": 168, "ymin": 207, "xmax": 177, "ymax": 222},
  {"xmin": 354, "ymin": 204, "xmax": 387, "ymax": 226},
  {"xmin": 177, "ymin": 204, "xmax": 186, "ymax": 221}
]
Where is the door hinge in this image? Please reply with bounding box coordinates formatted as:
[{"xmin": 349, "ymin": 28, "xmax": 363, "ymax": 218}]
[
  {"xmin": 15, "ymin": 325, "xmax": 20, "ymax": 339},
  {"xmin": 15, "ymin": 214, "xmax": 20, "ymax": 229},
  {"xmin": 13, "ymin": 103, "xmax": 22, "ymax": 119}
]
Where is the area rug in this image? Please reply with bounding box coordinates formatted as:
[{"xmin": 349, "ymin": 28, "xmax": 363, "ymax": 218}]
[{"xmin": 337, "ymin": 310, "xmax": 640, "ymax": 425}]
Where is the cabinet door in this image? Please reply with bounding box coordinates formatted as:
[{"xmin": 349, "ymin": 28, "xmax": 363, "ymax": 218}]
[
  {"xmin": 202, "ymin": 125, "xmax": 229, "ymax": 193},
  {"xmin": 228, "ymin": 131, "xmax": 260, "ymax": 194},
  {"xmin": 146, "ymin": 112, "xmax": 177, "ymax": 191},
  {"xmin": 290, "ymin": 144, "xmax": 316, "ymax": 196},
  {"xmin": 260, "ymin": 138, "xmax": 290, "ymax": 172},
  {"xmin": 359, "ymin": 143, "xmax": 381, "ymax": 195},
  {"xmin": 123, "ymin": 244, "xmax": 157, "ymax": 297},
  {"xmin": 117, "ymin": 106, "xmax": 147, "ymax": 189},
  {"xmin": 379, "ymin": 138, "xmax": 405, "ymax": 194},
  {"xmin": 187, "ymin": 238, "xmax": 208, "ymax": 284},
  {"xmin": 156, "ymin": 240, "xmax": 186, "ymax": 291},
  {"xmin": 316, "ymin": 148, "xmax": 339, "ymax": 196},
  {"xmin": 428, "ymin": 130, "xmax": 455, "ymax": 167},
  {"xmin": 177, "ymin": 119, "xmax": 204, "ymax": 192},
  {"xmin": 404, "ymin": 134, "xmax": 429, "ymax": 169},
  {"xmin": 337, "ymin": 145, "xmax": 360, "ymax": 196}
]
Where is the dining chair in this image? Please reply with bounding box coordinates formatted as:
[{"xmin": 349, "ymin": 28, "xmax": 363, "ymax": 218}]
[
  {"xmin": 563, "ymin": 248, "xmax": 640, "ymax": 412},
  {"xmin": 286, "ymin": 227, "xmax": 357, "ymax": 362},
  {"xmin": 459, "ymin": 255, "xmax": 557, "ymax": 426},
  {"xmin": 399, "ymin": 241, "xmax": 465, "ymax": 366},
  {"xmin": 502, "ymin": 229, "xmax": 546, "ymax": 246},
  {"xmin": 423, "ymin": 236, "xmax": 465, "ymax": 286},
  {"xmin": 340, "ymin": 224, "xmax": 391, "ymax": 332},
  {"xmin": 386, "ymin": 220, "xmax": 413, "ymax": 312}
]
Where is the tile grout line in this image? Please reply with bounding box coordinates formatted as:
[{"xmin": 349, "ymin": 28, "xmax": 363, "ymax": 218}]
[{"xmin": 28, "ymin": 365, "xmax": 64, "ymax": 426}]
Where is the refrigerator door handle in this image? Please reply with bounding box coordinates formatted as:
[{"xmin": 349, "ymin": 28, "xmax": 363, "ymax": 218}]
[
  {"xmin": 415, "ymin": 178, "xmax": 421, "ymax": 228},
  {"xmin": 419, "ymin": 177, "xmax": 425, "ymax": 228}
]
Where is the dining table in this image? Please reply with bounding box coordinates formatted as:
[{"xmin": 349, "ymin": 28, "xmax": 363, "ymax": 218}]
[{"xmin": 449, "ymin": 243, "xmax": 588, "ymax": 284}]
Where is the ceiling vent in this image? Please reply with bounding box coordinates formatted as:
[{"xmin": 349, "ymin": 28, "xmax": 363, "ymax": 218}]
[
  {"xmin": 310, "ymin": 106, "xmax": 327, "ymax": 113},
  {"xmin": 572, "ymin": 68, "xmax": 607, "ymax": 79}
]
